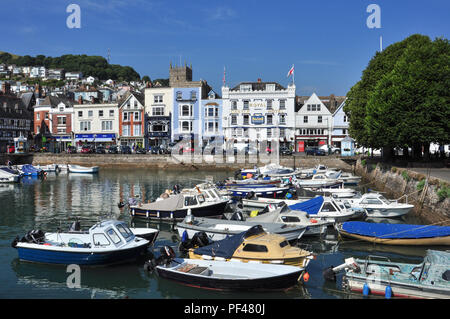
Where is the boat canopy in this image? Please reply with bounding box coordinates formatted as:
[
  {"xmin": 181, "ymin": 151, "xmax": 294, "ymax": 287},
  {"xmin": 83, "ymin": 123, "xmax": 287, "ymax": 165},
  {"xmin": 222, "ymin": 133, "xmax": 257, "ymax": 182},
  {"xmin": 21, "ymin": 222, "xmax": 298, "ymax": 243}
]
[
  {"xmin": 137, "ymin": 194, "xmax": 186, "ymax": 211},
  {"xmin": 193, "ymin": 225, "xmax": 265, "ymax": 259},
  {"xmin": 341, "ymin": 221, "xmax": 450, "ymax": 239},
  {"xmin": 289, "ymin": 196, "xmax": 324, "ymax": 215}
]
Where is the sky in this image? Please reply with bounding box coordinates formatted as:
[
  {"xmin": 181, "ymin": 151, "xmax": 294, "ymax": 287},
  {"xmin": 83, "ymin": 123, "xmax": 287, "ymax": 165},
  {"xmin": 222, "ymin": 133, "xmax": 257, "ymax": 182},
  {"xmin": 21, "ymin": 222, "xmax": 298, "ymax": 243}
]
[{"xmin": 1, "ymin": 0, "xmax": 449, "ymax": 96}]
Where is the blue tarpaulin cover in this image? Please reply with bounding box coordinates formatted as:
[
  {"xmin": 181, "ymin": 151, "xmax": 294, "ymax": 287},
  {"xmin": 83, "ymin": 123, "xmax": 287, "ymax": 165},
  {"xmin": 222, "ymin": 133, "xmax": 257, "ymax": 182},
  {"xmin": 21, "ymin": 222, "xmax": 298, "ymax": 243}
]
[
  {"xmin": 289, "ymin": 196, "xmax": 324, "ymax": 215},
  {"xmin": 341, "ymin": 221, "xmax": 450, "ymax": 239},
  {"xmin": 193, "ymin": 226, "xmax": 264, "ymax": 259}
]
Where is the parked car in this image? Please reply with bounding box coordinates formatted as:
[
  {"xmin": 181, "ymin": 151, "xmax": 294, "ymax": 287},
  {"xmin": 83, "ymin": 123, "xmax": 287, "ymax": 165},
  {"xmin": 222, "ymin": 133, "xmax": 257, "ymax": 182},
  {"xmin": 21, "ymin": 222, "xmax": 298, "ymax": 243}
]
[
  {"xmin": 95, "ymin": 146, "xmax": 106, "ymax": 154},
  {"xmin": 319, "ymin": 144, "xmax": 340, "ymax": 155},
  {"xmin": 66, "ymin": 146, "xmax": 77, "ymax": 154},
  {"xmin": 135, "ymin": 147, "xmax": 147, "ymax": 154},
  {"xmin": 279, "ymin": 146, "xmax": 293, "ymax": 156},
  {"xmin": 108, "ymin": 145, "xmax": 119, "ymax": 154},
  {"xmin": 81, "ymin": 145, "xmax": 94, "ymax": 154},
  {"xmin": 120, "ymin": 145, "xmax": 132, "ymax": 154},
  {"xmin": 305, "ymin": 146, "xmax": 326, "ymax": 156}
]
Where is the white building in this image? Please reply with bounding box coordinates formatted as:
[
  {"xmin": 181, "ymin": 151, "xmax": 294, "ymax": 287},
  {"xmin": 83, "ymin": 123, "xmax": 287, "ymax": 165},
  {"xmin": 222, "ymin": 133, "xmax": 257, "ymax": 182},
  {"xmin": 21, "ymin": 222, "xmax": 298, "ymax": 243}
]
[
  {"xmin": 73, "ymin": 103, "xmax": 119, "ymax": 147},
  {"xmin": 65, "ymin": 72, "xmax": 83, "ymax": 81},
  {"xmin": 294, "ymin": 93, "xmax": 333, "ymax": 152},
  {"xmin": 222, "ymin": 80, "xmax": 296, "ymax": 149},
  {"xmin": 331, "ymin": 99, "xmax": 350, "ymax": 148}
]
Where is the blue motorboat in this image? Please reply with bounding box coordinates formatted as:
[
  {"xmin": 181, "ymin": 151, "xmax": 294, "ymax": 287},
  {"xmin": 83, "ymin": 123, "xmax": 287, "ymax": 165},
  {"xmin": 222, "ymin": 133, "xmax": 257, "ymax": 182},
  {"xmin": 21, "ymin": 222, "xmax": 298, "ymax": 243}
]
[
  {"xmin": 336, "ymin": 221, "xmax": 450, "ymax": 245},
  {"xmin": 12, "ymin": 220, "xmax": 151, "ymax": 265}
]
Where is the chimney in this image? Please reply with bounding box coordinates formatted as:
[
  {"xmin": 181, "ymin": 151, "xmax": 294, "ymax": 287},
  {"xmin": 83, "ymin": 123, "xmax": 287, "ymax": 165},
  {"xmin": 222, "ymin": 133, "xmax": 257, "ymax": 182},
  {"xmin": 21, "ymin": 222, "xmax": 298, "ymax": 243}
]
[
  {"xmin": 78, "ymin": 95, "xmax": 83, "ymax": 104},
  {"xmin": 90, "ymin": 96, "xmax": 95, "ymax": 103},
  {"xmin": 257, "ymin": 78, "xmax": 262, "ymax": 83}
]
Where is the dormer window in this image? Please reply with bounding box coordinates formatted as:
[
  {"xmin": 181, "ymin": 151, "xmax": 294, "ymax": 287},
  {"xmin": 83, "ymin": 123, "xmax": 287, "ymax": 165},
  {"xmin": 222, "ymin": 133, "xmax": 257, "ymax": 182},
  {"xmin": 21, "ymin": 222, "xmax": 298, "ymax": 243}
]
[
  {"xmin": 266, "ymin": 84, "xmax": 275, "ymax": 91},
  {"xmin": 191, "ymin": 91, "xmax": 197, "ymax": 100},
  {"xmin": 240, "ymin": 84, "xmax": 251, "ymax": 92}
]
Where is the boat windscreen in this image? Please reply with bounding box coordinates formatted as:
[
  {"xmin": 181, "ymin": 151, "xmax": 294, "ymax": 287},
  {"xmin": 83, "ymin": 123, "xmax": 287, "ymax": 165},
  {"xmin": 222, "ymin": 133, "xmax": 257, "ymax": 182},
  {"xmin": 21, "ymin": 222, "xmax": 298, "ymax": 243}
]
[{"xmin": 244, "ymin": 225, "xmax": 265, "ymax": 238}]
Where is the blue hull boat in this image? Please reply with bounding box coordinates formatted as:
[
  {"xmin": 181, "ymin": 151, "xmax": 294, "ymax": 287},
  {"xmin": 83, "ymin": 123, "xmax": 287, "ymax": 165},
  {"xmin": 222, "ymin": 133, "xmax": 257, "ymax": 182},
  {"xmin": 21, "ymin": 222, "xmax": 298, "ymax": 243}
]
[
  {"xmin": 336, "ymin": 221, "xmax": 450, "ymax": 245},
  {"xmin": 12, "ymin": 220, "xmax": 150, "ymax": 265},
  {"xmin": 18, "ymin": 164, "xmax": 43, "ymax": 177},
  {"xmin": 229, "ymin": 186, "xmax": 291, "ymax": 199}
]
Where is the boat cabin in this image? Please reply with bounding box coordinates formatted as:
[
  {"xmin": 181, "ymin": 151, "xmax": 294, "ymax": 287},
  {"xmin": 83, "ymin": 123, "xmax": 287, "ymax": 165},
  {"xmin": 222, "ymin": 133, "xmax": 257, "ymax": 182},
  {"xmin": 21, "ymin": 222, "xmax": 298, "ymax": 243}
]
[{"xmin": 45, "ymin": 220, "xmax": 138, "ymax": 249}]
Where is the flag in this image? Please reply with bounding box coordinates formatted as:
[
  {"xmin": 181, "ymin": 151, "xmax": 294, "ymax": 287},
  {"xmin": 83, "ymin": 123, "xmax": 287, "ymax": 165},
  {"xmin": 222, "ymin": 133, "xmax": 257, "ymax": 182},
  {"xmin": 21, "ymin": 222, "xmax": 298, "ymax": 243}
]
[{"xmin": 287, "ymin": 65, "xmax": 294, "ymax": 77}]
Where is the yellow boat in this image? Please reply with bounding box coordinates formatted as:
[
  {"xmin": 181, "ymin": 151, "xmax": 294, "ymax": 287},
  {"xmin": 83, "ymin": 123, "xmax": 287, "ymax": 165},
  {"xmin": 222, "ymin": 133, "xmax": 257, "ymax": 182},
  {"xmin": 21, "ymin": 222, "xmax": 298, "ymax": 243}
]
[{"xmin": 187, "ymin": 225, "xmax": 314, "ymax": 268}]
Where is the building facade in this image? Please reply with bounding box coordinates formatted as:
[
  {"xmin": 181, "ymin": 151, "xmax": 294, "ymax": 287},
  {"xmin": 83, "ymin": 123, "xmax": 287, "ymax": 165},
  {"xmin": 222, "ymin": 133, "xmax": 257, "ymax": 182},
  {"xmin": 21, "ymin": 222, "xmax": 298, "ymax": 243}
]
[
  {"xmin": 331, "ymin": 99, "xmax": 350, "ymax": 149},
  {"xmin": 222, "ymin": 80, "xmax": 296, "ymax": 149},
  {"xmin": 144, "ymin": 86, "xmax": 173, "ymax": 148},
  {"xmin": 118, "ymin": 91, "xmax": 145, "ymax": 148},
  {"xmin": 201, "ymin": 90, "xmax": 222, "ymax": 146},
  {"xmin": 73, "ymin": 103, "xmax": 119, "ymax": 147}
]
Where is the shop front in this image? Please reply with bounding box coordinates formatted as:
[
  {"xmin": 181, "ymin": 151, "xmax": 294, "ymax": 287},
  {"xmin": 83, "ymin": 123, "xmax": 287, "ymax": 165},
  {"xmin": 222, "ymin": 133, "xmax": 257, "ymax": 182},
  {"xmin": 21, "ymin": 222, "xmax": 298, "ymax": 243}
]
[{"xmin": 74, "ymin": 133, "xmax": 117, "ymax": 148}]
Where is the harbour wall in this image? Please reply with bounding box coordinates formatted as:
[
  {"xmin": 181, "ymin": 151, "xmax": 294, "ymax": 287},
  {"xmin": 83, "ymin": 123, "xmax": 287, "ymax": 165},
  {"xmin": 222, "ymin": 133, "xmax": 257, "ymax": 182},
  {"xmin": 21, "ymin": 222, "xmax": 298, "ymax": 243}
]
[
  {"xmin": 29, "ymin": 153, "xmax": 356, "ymax": 171},
  {"xmin": 355, "ymin": 158, "xmax": 450, "ymax": 225}
]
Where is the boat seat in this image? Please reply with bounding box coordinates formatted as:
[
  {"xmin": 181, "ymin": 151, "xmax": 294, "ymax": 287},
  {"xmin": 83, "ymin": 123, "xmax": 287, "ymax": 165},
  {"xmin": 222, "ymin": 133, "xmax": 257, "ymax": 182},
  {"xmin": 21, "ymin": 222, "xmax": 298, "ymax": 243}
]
[{"xmin": 187, "ymin": 266, "xmax": 210, "ymax": 276}]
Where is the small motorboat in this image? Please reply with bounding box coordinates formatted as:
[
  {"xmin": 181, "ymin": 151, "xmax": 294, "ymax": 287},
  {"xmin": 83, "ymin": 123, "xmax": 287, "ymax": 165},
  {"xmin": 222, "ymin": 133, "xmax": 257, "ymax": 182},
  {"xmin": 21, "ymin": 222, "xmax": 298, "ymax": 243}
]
[
  {"xmin": 36, "ymin": 164, "xmax": 60, "ymax": 172},
  {"xmin": 336, "ymin": 221, "xmax": 450, "ymax": 245},
  {"xmin": 152, "ymin": 246, "xmax": 305, "ymax": 291},
  {"xmin": 186, "ymin": 225, "xmax": 314, "ymax": 267},
  {"xmin": 288, "ymin": 196, "xmax": 366, "ymax": 223},
  {"xmin": 129, "ymin": 227, "xmax": 159, "ymax": 245},
  {"xmin": 17, "ymin": 164, "xmax": 44, "ymax": 176},
  {"xmin": 343, "ymin": 193, "xmax": 414, "ymax": 218},
  {"xmin": 11, "ymin": 220, "xmax": 150, "ymax": 265},
  {"xmin": 227, "ymin": 185, "xmax": 292, "ymax": 199},
  {"xmin": 129, "ymin": 187, "xmax": 229, "ymax": 221},
  {"xmin": 176, "ymin": 214, "xmax": 308, "ymax": 242},
  {"xmin": 247, "ymin": 202, "xmax": 332, "ymax": 237},
  {"xmin": 68, "ymin": 164, "xmax": 99, "ymax": 174},
  {"xmin": 293, "ymin": 173, "xmax": 343, "ymax": 188},
  {"xmin": 323, "ymin": 250, "xmax": 450, "ymax": 299},
  {"xmin": 0, "ymin": 166, "xmax": 21, "ymax": 183}
]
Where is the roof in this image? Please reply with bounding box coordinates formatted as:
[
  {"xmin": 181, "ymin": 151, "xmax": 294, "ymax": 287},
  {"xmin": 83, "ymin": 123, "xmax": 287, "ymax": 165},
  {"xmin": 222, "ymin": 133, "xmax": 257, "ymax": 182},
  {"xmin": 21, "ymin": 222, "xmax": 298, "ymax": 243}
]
[
  {"xmin": 230, "ymin": 81, "xmax": 286, "ymax": 92},
  {"xmin": 0, "ymin": 94, "xmax": 32, "ymax": 119},
  {"xmin": 35, "ymin": 95, "xmax": 74, "ymax": 108},
  {"xmin": 117, "ymin": 90, "xmax": 145, "ymax": 108}
]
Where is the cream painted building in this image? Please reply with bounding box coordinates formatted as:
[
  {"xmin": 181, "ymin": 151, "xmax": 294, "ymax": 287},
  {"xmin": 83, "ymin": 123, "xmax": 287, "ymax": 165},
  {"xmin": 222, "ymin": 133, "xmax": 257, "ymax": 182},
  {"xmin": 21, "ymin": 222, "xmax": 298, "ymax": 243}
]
[
  {"xmin": 73, "ymin": 103, "xmax": 119, "ymax": 146},
  {"xmin": 144, "ymin": 86, "xmax": 173, "ymax": 147}
]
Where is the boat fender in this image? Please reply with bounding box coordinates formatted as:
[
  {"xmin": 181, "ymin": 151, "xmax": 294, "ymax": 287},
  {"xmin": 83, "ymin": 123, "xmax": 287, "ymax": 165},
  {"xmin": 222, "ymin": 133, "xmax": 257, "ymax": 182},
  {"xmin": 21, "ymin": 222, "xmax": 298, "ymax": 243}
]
[
  {"xmin": 303, "ymin": 272, "xmax": 310, "ymax": 282},
  {"xmin": 363, "ymin": 283, "xmax": 370, "ymax": 296},
  {"xmin": 385, "ymin": 286, "xmax": 392, "ymax": 299},
  {"xmin": 181, "ymin": 230, "xmax": 188, "ymax": 242},
  {"xmin": 310, "ymin": 219, "xmax": 318, "ymax": 224}
]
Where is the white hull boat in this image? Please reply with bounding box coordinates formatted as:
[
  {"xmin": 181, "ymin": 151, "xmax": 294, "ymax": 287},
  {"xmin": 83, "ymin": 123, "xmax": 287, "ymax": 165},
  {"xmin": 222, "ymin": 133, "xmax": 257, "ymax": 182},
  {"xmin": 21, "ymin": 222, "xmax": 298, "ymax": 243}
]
[
  {"xmin": 68, "ymin": 165, "xmax": 99, "ymax": 174},
  {"xmin": 0, "ymin": 166, "xmax": 20, "ymax": 183},
  {"xmin": 343, "ymin": 193, "xmax": 414, "ymax": 218}
]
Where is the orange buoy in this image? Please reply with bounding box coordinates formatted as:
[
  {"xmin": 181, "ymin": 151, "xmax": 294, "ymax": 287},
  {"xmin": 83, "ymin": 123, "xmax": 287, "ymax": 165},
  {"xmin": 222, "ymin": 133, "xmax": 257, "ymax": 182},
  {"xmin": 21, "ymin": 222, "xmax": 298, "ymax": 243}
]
[
  {"xmin": 303, "ymin": 272, "xmax": 310, "ymax": 282},
  {"xmin": 310, "ymin": 219, "xmax": 318, "ymax": 223}
]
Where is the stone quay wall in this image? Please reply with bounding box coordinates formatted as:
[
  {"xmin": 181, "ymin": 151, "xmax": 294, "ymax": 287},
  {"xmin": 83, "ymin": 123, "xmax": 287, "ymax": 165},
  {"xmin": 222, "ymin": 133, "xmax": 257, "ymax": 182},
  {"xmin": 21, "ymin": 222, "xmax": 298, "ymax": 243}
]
[{"xmin": 355, "ymin": 158, "xmax": 450, "ymax": 225}]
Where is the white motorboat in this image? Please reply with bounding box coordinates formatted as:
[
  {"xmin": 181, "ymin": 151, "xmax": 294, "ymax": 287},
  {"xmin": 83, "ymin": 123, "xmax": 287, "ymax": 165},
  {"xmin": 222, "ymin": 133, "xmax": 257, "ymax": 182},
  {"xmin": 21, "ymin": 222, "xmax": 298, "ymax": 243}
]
[
  {"xmin": 68, "ymin": 164, "xmax": 99, "ymax": 174},
  {"xmin": 35, "ymin": 164, "xmax": 60, "ymax": 172},
  {"xmin": 293, "ymin": 173, "xmax": 343, "ymax": 188},
  {"xmin": 343, "ymin": 193, "xmax": 414, "ymax": 218},
  {"xmin": 247, "ymin": 202, "xmax": 331, "ymax": 237},
  {"xmin": 0, "ymin": 166, "xmax": 20, "ymax": 183}
]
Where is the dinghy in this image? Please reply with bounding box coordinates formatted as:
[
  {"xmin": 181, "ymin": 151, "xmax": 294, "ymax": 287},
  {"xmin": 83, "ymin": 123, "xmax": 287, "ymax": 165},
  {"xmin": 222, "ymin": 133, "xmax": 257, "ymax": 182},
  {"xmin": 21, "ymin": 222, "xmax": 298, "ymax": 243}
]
[
  {"xmin": 336, "ymin": 221, "xmax": 450, "ymax": 245},
  {"xmin": 68, "ymin": 164, "xmax": 99, "ymax": 173},
  {"xmin": 153, "ymin": 247, "xmax": 305, "ymax": 291}
]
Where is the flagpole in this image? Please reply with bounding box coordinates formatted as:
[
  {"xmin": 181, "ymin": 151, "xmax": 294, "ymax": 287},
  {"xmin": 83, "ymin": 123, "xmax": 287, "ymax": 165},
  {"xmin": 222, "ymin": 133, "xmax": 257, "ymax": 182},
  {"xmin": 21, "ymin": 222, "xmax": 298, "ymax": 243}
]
[{"xmin": 292, "ymin": 64, "xmax": 295, "ymax": 86}]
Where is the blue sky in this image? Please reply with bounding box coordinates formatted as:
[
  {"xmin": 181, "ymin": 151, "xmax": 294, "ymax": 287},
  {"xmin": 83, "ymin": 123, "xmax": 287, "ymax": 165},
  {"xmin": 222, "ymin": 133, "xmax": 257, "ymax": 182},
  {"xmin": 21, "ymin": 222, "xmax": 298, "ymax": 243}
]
[{"xmin": 1, "ymin": 0, "xmax": 449, "ymax": 95}]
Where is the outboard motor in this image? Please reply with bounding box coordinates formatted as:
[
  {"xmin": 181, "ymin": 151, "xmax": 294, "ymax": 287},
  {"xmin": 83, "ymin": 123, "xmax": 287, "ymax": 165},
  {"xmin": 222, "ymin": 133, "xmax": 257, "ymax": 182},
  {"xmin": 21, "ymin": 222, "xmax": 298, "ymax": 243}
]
[
  {"xmin": 191, "ymin": 231, "xmax": 210, "ymax": 248},
  {"xmin": 68, "ymin": 220, "xmax": 81, "ymax": 232},
  {"xmin": 230, "ymin": 211, "xmax": 245, "ymax": 221},
  {"xmin": 323, "ymin": 258, "xmax": 361, "ymax": 281},
  {"xmin": 245, "ymin": 191, "xmax": 256, "ymax": 200},
  {"xmin": 21, "ymin": 229, "xmax": 45, "ymax": 244}
]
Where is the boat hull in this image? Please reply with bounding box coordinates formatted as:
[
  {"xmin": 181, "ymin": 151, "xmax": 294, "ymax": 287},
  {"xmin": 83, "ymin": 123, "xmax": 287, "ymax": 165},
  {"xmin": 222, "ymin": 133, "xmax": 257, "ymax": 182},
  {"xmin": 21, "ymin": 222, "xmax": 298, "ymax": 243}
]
[
  {"xmin": 364, "ymin": 207, "xmax": 413, "ymax": 218},
  {"xmin": 156, "ymin": 263, "xmax": 302, "ymax": 291},
  {"xmin": 16, "ymin": 244, "xmax": 149, "ymax": 266},
  {"xmin": 130, "ymin": 201, "xmax": 228, "ymax": 221},
  {"xmin": 343, "ymin": 275, "xmax": 450, "ymax": 299},
  {"xmin": 229, "ymin": 187, "xmax": 290, "ymax": 199}
]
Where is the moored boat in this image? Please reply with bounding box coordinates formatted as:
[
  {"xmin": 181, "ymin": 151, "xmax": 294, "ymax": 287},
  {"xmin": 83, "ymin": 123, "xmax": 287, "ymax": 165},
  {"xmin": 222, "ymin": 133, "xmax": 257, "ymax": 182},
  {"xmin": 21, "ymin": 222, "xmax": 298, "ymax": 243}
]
[
  {"xmin": 336, "ymin": 221, "xmax": 450, "ymax": 245},
  {"xmin": 343, "ymin": 193, "xmax": 414, "ymax": 218},
  {"xmin": 324, "ymin": 250, "xmax": 450, "ymax": 299},
  {"xmin": 187, "ymin": 225, "xmax": 314, "ymax": 267},
  {"xmin": 154, "ymin": 254, "xmax": 305, "ymax": 291},
  {"xmin": 0, "ymin": 166, "xmax": 21, "ymax": 183},
  {"xmin": 11, "ymin": 220, "xmax": 150, "ymax": 265},
  {"xmin": 68, "ymin": 164, "xmax": 99, "ymax": 174}
]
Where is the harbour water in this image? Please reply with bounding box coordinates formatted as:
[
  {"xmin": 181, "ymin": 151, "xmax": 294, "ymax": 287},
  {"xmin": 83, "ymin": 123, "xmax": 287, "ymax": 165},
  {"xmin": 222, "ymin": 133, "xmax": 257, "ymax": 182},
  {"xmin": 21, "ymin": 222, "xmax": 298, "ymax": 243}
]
[{"xmin": 0, "ymin": 168, "xmax": 436, "ymax": 299}]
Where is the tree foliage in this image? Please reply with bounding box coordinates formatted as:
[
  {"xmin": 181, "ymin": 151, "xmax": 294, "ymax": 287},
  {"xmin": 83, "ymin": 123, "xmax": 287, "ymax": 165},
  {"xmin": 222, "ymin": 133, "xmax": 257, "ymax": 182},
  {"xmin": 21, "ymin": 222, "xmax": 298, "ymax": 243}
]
[
  {"xmin": 0, "ymin": 53, "xmax": 141, "ymax": 81},
  {"xmin": 344, "ymin": 34, "xmax": 450, "ymax": 158}
]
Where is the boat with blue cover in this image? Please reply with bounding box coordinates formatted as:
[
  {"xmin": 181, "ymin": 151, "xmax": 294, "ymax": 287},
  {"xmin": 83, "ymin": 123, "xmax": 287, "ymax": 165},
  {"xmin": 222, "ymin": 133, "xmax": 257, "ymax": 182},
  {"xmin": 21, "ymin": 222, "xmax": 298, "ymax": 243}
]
[
  {"xmin": 325, "ymin": 250, "xmax": 450, "ymax": 299},
  {"xmin": 12, "ymin": 220, "xmax": 151, "ymax": 265},
  {"xmin": 336, "ymin": 221, "xmax": 450, "ymax": 245},
  {"xmin": 17, "ymin": 164, "xmax": 44, "ymax": 176}
]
